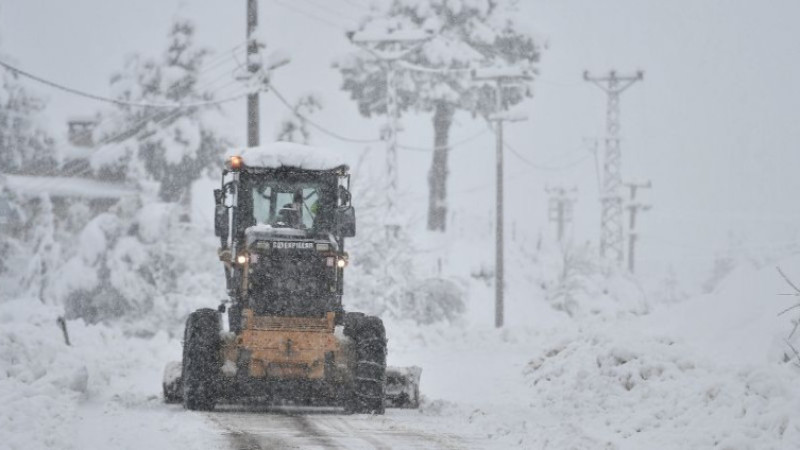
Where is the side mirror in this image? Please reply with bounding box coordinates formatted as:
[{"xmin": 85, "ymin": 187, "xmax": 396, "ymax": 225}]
[
  {"xmin": 213, "ymin": 189, "xmax": 224, "ymax": 206},
  {"xmin": 214, "ymin": 204, "xmax": 229, "ymax": 239},
  {"xmin": 338, "ymin": 185, "xmax": 352, "ymax": 206},
  {"xmin": 334, "ymin": 206, "xmax": 356, "ymax": 238}
]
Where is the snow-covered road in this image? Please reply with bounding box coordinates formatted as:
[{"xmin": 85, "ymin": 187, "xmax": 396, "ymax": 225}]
[{"xmin": 204, "ymin": 406, "xmax": 480, "ymax": 449}]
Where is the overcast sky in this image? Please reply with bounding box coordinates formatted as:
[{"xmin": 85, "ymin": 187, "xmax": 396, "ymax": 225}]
[{"xmin": 2, "ymin": 0, "xmax": 799, "ymax": 286}]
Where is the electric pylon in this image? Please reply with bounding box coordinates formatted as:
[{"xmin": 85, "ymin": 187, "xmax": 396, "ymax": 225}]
[
  {"xmin": 546, "ymin": 186, "xmax": 577, "ymax": 242},
  {"xmin": 583, "ymin": 70, "xmax": 643, "ymax": 263},
  {"xmin": 623, "ymin": 180, "xmax": 652, "ymax": 273}
]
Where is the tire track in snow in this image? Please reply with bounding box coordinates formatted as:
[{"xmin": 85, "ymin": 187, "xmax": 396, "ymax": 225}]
[
  {"xmin": 325, "ymin": 417, "xmax": 392, "ymax": 450},
  {"xmin": 285, "ymin": 413, "xmax": 341, "ymax": 449},
  {"xmin": 205, "ymin": 405, "xmax": 473, "ymax": 449}
]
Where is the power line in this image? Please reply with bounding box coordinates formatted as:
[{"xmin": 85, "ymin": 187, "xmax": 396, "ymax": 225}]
[
  {"xmin": 299, "ymin": 0, "xmax": 362, "ymax": 24},
  {"xmin": 49, "ymin": 78, "xmax": 244, "ymax": 184},
  {"xmin": 14, "ymin": 48, "xmax": 248, "ymax": 193},
  {"xmin": 397, "ymin": 129, "xmax": 489, "ymax": 152},
  {"xmin": 195, "ymin": 40, "xmax": 248, "ymax": 78},
  {"xmin": 270, "ymin": 81, "xmax": 490, "ymax": 153},
  {"xmin": 339, "ymin": 0, "xmax": 371, "ymax": 11},
  {"xmin": 502, "ymin": 138, "xmax": 593, "ymax": 171},
  {"xmin": 0, "ymin": 59, "xmax": 248, "ymax": 109},
  {"xmin": 52, "ymin": 63, "xmax": 246, "ymax": 182},
  {"xmin": 270, "ymin": 0, "xmax": 349, "ymax": 31},
  {"xmin": 269, "ymin": 83, "xmax": 382, "ymax": 144}
]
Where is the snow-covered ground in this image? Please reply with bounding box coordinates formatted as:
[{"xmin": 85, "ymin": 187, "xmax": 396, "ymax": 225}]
[
  {"xmin": 2, "ymin": 190, "xmax": 800, "ymax": 450},
  {"xmin": 4, "ymin": 246, "xmax": 800, "ymax": 449}
]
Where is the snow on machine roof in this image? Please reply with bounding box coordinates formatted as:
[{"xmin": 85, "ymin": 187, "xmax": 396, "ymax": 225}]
[{"xmin": 226, "ymin": 141, "xmax": 348, "ymax": 172}]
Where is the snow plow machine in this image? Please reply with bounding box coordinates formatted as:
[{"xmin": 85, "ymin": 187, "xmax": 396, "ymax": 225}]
[{"xmin": 163, "ymin": 142, "xmax": 420, "ymax": 413}]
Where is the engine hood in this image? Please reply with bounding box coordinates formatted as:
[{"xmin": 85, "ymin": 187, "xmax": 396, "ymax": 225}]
[{"xmin": 244, "ymin": 225, "xmax": 339, "ymax": 251}]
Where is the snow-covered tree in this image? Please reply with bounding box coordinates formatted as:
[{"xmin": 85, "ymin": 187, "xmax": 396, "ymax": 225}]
[
  {"xmin": 336, "ymin": 0, "xmax": 539, "ymax": 231},
  {"xmin": 345, "ymin": 157, "xmax": 465, "ymax": 324},
  {"xmin": 93, "ymin": 19, "xmax": 228, "ymax": 203},
  {"xmin": 59, "ymin": 198, "xmax": 182, "ymax": 325},
  {"xmin": 0, "ymin": 55, "xmax": 56, "ymax": 174},
  {"xmin": 0, "ymin": 183, "xmax": 25, "ymax": 285},
  {"xmin": 545, "ymin": 242, "xmax": 598, "ymax": 317},
  {"xmin": 346, "ymin": 162, "xmax": 418, "ymax": 317},
  {"xmin": 657, "ymin": 265, "xmax": 688, "ymax": 304},
  {"xmin": 275, "ymin": 93, "xmax": 322, "ymax": 144},
  {"xmin": 20, "ymin": 194, "xmax": 62, "ymax": 303},
  {"xmin": 703, "ymin": 253, "xmax": 736, "ymax": 294}
]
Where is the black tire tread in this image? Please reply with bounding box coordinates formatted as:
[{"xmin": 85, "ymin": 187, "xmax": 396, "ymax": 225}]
[
  {"xmin": 182, "ymin": 308, "xmax": 221, "ymax": 411},
  {"xmin": 344, "ymin": 314, "xmax": 387, "ymax": 414}
]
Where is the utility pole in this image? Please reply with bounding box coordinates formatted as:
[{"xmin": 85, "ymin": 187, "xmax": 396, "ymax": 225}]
[
  {"xmin": 247, "ymin": 0, "xmax": 259, "ymax": 147},
  {"xmin": 546, "ymin": 186, "xmax": 577, "ymax": 242},
  {"xmin": 623, "ymin": 180, "xmax": 651, "ymax": 272},
  {"xmin": 347, "ymin": 30, "xmax": 433, "ymax": 213},
  {"xmin": 583, "ymin": 70, "xmax": 643, "ymax": 263},
  {"xmin": 473, "ymin": 67, "xmax": 532, "ymax": 328}
]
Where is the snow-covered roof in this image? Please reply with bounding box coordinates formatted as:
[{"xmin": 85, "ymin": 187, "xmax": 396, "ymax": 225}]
[
  {"xmin": 2, "ymin": 174, "xmax": 137, "ymax": 200},
  {"xmin": 227, "ymin": 142, "xmax": 348, "ymax": 171},
  {"xmin": 488, "ymin": 108, "xmax": 529, "ymax": 122},
  {"xmin": 472, "ymin": 66, "xmax": 535, "ymax": 80},
  {"xmin": 59, "ymin": 143, "xmax": 95, "ymax": 161},
  {"xmin": 67, "ymin": 115, "xmax": 98, "ymax": 124},
  {"xmin": 350, "ymin": 29, "xmax": 434, "ymax": 44}
]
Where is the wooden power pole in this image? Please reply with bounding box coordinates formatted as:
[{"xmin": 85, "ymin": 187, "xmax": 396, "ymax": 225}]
[
  {"xmin": 247, "ymin": 0, "xmax": 259, "ymax": 147},
  {"xmin": 472, "ymin": 67, "xmax": 532, "ymax": 328}
]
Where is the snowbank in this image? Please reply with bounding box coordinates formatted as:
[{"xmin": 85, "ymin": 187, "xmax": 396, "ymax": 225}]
[
  {"xmin": 642, "ymin": 256, "xmax": 800, "ymax": 367},
  {"xmin": 526, "ymin": 328, "xmax": 800, "ymax": 449},
  {"xmin": 384, "ymin": 251, "xmax": 800, "ymax": 449},
  {"xmin": 0, "ymin": 298, "xmax": 86, "ymax": 450},
  {"xmin": 0, "ymin": 297, "xmax": 220, "ymax": 450}
]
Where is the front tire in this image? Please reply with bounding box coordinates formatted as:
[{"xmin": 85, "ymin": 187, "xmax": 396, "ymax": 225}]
[
  {"xmin": 344, "ymin": 314, "xmax": 387, "ymax": 414},
  {"xmin": 182, "ymin": 308, "xmax": 221, "ymax": 411}
]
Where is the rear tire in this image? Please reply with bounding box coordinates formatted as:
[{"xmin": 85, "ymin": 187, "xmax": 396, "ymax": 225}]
[
  {"xmin": 182, "ymin": 308, "xmax": 221, "ymax": 411},
  {"xmin": 344, "ymin": 314, "xmax": 387, "ymax": 414}
]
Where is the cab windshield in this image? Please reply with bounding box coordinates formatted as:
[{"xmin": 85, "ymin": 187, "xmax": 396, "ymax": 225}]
[{"xmin": 252, "ymin": 180, "xmax": 322, "ymax": 230}]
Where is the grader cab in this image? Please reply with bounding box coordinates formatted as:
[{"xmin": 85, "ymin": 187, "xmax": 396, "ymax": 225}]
[{"xmin": 163, "ymin": 142, "xmax": 420, "ymax": 413}]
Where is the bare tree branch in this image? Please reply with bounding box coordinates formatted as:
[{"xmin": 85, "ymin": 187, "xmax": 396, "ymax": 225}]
[
  {"xmin": 785, "ymin": 339, "xmax": 800, "ymax": 365},
  {"xmin": 778, "ymin": 303, "xmax": 800, "ymax": 317},
  {"xmin": 789, "ymin": 319, "xmax": 800, "ymax": 340},
  {"xmin": 777, "ymin": 266, "xmax": 800, "ymax": 294}
]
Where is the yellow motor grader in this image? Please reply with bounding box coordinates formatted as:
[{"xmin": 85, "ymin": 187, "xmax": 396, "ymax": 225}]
[{"xmin": 163, "ymin": 143, "xmax": 420, "ymax": 413}]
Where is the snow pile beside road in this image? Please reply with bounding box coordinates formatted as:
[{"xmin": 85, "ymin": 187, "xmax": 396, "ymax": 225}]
[
  {"xmin": 642, "ymin": 256, "xmax": 800, "ymax": 366},
  {"xmin": 517, "ymin": 255, "xmax": 800, "ymax": 448},
  {"xmin": 385, "ymin": 254, "xmax": 800, "ymax": 449},
  {"xmin": 0, "ymin": 297, "xmax": 199, "ymax": 450},
  {"xmin": 526, "ymin": 328, "xmax": 800, "ymax": 449},
  {"xmin": 0, "ymin": 298, "xmax": 86, "ymax": 450}
]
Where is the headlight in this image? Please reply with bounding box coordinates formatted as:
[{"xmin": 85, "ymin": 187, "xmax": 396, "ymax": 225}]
[
  {"xmin": 337, "ymin": 258, "xmax": 347, "ymax": 269},
  {"xmin": 236, "ymin": 254, "xmax": 248, "ymax": 265}
]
